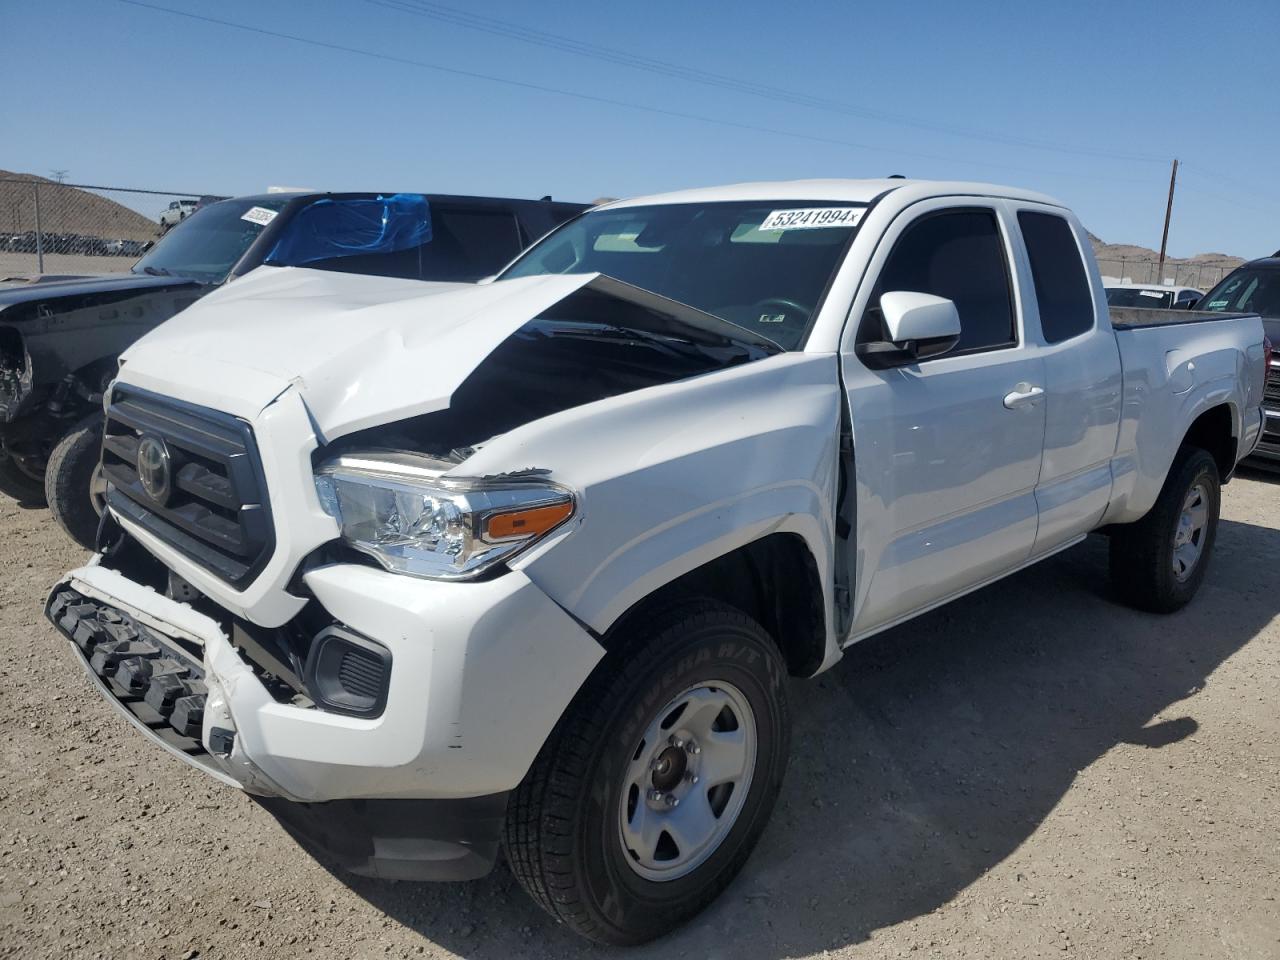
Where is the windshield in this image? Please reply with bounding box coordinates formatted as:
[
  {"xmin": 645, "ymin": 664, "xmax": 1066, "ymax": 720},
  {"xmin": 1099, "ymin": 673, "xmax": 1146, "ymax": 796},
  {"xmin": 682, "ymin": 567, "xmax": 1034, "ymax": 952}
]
[
  {"xmin": 1197, "ymin": 266, "xmax": 1280, "ymax": 318},
  {"xmin": 133, "ymin": 198, "xmax": 288, "ymax": 283},
  {"xmin": 1106, "ymin": 287, "xmax": 1173, "ymax": 308},
  {"xmin": 500, "ymin": 201, "xmax": 866, "ymax": 350}
]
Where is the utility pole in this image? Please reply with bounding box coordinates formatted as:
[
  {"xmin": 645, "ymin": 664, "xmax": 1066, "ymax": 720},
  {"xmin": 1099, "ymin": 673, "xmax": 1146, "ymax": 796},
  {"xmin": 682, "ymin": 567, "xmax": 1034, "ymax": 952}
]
[
  {"xmin": 33, "ymin": 184, "xmax": 44, "ymax": 274},
  {"xmin": 1157, "ymin": 158, "xmax": 1178, "ymax": 285}
]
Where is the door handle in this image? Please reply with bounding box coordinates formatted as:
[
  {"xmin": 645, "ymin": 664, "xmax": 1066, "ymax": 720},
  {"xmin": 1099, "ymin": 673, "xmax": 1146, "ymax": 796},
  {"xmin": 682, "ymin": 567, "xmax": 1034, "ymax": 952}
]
[{"xmin": 1003, "ymin": 384, "xmax": 1044, "ymax": 409}]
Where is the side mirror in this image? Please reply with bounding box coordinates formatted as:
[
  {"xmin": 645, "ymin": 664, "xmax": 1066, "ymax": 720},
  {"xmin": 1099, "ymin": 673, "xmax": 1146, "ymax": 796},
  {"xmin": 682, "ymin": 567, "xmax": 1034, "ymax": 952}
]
[{"xmin": 856, "ymin": 291, "xmax": 962, "ymax": 368}]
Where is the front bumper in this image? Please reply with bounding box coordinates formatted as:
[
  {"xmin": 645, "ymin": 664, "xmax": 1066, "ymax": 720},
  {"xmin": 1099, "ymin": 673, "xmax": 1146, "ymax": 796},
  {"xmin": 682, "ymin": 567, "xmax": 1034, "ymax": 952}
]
[
  {"xmin": 44, "ymin": 559, "xmax": 603, "ymax": 876},
  {"xmin": 1248, "ymin": 360, "xmax": 1280, "ymax": 463}
]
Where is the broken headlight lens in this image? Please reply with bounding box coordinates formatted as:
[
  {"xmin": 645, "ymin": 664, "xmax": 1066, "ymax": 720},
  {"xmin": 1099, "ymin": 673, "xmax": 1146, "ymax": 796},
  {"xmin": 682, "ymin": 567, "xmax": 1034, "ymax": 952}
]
[{"xmin": 314, "ymin": 452, "xmax": 575, "ymax": 580}]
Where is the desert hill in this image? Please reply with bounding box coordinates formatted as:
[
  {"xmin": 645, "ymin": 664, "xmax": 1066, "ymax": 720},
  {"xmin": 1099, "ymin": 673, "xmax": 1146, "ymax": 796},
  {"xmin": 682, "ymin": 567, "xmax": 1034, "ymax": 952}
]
[{"xmin": 0, "ymin": 170, "xmax": 160, "ymax": 241}]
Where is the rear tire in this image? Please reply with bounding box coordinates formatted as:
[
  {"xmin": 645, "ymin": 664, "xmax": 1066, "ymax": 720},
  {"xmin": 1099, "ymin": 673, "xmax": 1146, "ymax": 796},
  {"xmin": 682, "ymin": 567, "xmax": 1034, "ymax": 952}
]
[
  {"xmin": 1109, "ymin": 446, "xmax": 1220, "ymax": 613},
  {"xmin": 45, "ymin": 411, "xmax": 106, "ymax": 550},
  {"xmin": 0, "ymin": 446, "xmax": 46, "ymax": 505},
  {"xmin": 503, "ymin": 599, "xmax": 790, "ymax": 945}
]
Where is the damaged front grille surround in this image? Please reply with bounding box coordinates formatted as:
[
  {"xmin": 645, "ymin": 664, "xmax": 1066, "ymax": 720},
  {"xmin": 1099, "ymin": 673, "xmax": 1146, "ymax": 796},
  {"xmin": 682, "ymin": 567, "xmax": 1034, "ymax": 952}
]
[{"xmin": 101, "ymin": 385, "xmax": 274, "ymax": 588}]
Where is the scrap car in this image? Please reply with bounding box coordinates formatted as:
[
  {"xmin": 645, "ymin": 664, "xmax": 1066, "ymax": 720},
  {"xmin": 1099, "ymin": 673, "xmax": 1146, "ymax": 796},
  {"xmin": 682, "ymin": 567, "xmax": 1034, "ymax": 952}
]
[{"xmin": 46, "ymin": 179, "xmax": 1266, "ymax": 944}]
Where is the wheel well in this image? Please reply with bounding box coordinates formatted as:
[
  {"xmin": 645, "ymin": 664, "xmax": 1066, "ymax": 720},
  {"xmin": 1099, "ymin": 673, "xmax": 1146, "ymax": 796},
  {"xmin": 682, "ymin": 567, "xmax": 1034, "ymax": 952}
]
[
  {"xmin": 605, "ymin": 533, "xmax": 827, "ymax": 677},
  {"xmin": 1181, "ymin": 404, "xmax": 1236, "ymax": 479}
]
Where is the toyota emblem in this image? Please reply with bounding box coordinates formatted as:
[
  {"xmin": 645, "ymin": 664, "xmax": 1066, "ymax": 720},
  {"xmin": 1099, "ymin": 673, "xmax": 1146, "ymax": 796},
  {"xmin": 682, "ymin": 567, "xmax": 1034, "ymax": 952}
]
[{"xmin": 136, "ymin": 435, "xmax": 172, "ymax": 505}]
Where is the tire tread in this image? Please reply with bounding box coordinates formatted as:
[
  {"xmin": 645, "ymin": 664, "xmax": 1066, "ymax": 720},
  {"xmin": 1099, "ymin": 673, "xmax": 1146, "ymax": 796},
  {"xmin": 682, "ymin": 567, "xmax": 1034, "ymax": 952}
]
[{"xmin": 503, "ymin": 598, "xmax": 787, "ymax": 944}]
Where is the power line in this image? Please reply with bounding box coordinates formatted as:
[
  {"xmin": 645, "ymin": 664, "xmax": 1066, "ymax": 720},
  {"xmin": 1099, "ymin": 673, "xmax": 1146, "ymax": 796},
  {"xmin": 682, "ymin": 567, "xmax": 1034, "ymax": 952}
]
[
  {"xmin": 110, "ymin": 0, "xmax": 1150, "ymax": 187},
  {"xmin": 366, "ymin": 0, "xmax": 1168, "ymax": 166},
  {"xmin": 1179, "ymin": 163, "xmax": 1280, "ymax": 215}
]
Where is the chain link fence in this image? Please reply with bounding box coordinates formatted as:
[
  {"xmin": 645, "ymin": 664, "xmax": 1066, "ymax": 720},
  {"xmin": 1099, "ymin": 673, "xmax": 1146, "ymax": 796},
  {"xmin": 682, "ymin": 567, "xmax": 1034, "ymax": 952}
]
[
  {"xmin": 0, "ymin": 178, "xmax": 225, "ymax": 280},
  {"xmin": 1095, "ymin": 257, "xmax": 1232, "ymax": 293},
  {"xmin": 1, "ymin": 177, "xmax": 1243, "ymax": 297}
]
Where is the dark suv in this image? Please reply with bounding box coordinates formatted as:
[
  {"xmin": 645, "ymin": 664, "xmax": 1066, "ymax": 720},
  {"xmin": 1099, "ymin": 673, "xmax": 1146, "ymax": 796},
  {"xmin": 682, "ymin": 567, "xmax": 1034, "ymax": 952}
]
[
  {"xmin": 0, "ymin": 191, "xmax": 586, "ymax": 546},
  {"xmin": 1196, "ymin": 254, "xmax": 1280, "ymax": 463}
]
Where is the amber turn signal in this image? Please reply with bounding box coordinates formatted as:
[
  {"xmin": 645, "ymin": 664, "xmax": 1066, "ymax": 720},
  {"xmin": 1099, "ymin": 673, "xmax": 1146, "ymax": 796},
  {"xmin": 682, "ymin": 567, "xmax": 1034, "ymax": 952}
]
[{"xmin": 483, "ymin": 500, "xmax": 574, "ymax": 542}]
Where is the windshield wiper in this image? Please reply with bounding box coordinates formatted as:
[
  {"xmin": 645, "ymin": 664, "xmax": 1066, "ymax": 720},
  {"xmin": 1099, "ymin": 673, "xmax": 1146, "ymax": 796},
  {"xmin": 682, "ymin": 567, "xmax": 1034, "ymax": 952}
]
[
  {"xmin": 139, "ymin": 265, "xmax": 171, "ymax": 277},
  {"xmin": 528, "ymin": 320, "xmax": 734, "ymax": 363}
]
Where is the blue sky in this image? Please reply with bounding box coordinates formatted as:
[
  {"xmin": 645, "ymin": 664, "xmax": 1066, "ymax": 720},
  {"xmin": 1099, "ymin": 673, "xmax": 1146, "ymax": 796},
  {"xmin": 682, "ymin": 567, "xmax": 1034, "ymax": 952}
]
[{"xmin": 4, "ymin": 0, "xmax": 1277, "ymax": 258}]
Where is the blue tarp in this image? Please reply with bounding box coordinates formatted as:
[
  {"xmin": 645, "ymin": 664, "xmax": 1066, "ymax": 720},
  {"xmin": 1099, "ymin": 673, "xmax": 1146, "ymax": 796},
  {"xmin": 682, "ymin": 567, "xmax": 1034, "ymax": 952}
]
[{"xmin": 268, "ymin": 194, "xmax": 432, "ymax": 266}]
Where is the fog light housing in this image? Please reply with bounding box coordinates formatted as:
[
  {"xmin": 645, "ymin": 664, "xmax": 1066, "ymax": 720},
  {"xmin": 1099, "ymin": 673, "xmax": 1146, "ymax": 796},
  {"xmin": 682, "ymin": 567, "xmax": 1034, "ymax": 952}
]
[{"xmin": 304, "ymin": 626, "xmax": 392, "ymax": 718}]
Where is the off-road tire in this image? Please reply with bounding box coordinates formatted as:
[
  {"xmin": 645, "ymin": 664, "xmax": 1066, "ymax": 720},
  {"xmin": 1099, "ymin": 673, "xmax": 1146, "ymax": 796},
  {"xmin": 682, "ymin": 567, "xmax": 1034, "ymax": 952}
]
[
  {"xmin": 45, "ymin": 411, "xmax": 106, "ymax": 550},
  {"xmin": 1110, "ymin": 446, "xmax": 1220, "ymax": 613},
  {"xmin": 0, "ymin": 448, "xmax": 46, "ymax": 505},
  {"xmin": 503, "ymin": 598, "xmax": 790, "ymax": 945}
]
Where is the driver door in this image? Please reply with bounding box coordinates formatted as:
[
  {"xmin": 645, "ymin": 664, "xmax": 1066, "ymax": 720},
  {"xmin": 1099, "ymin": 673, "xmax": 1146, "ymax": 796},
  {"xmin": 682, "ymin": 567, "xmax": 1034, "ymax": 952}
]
[{"xmin": 841, "ymin": 199, "xmax": 1046, "ymax": 638}]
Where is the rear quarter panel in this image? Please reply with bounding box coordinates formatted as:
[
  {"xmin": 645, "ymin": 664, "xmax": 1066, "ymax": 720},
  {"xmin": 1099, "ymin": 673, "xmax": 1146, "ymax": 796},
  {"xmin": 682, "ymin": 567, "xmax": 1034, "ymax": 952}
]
[{"xmin": 1103, "ymin": 316, "xmax": 1265, "ymax": 524}]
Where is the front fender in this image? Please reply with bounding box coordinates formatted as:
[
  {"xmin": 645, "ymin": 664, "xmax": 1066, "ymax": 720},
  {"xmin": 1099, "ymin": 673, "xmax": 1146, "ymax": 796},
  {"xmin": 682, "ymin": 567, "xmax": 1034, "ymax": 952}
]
[{"xmin": 462, "ymin": 352, "xmax": 843, "ymax": 640}]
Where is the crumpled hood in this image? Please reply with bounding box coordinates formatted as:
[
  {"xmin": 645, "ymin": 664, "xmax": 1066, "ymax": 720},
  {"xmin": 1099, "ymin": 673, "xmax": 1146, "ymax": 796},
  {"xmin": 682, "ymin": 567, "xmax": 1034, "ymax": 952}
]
[{"xmin": 119, "ymin": 266, "xmax": 603, "ymax": 440}]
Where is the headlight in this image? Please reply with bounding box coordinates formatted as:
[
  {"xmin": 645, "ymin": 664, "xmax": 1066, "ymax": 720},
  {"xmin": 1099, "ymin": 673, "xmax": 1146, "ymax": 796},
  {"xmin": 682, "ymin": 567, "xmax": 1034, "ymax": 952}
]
[{"xmin": 314, "ymin": 452, "xmax": 575, "ymax": 580}]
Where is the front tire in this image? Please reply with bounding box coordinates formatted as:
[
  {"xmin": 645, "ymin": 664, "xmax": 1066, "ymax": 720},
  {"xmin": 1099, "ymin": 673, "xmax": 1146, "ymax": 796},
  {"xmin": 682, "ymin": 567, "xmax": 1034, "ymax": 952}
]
[
  {"xmin": 1109, "ymin": 446, "xmax": 1220, "ymax": 612},
  {"xmin": 504, "ymin": 599, "xmax": 790, "ymax": 945},
  {"xmin": 45, "ymin": 411, "xmax": 106, "ymax": 550}
]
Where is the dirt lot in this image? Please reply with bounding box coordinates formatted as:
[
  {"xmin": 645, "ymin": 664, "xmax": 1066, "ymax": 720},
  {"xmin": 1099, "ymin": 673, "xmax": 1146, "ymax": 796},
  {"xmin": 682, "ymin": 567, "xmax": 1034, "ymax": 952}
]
[{"xmin": 0, "ymin": 474, "xmax": 1276, "ymax": 960}]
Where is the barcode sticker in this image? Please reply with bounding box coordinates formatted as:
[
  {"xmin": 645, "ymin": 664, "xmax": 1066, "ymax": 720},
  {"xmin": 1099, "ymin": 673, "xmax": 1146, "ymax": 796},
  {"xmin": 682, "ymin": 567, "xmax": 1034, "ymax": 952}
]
[
  {"xmin": 241, "ymin": 206, "xmax": 278, "ymax": 226},
  {"xmin": 760, "ymin": 207, "xmax": 864, "ymax": 231}
]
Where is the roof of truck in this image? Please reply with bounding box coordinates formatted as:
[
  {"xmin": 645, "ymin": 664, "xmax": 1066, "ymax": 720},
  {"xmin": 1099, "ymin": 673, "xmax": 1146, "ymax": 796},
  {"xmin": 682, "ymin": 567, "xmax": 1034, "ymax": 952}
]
[{"xmin": 602, "ymin": 178, "xmax": 1064, "ymax": 210}]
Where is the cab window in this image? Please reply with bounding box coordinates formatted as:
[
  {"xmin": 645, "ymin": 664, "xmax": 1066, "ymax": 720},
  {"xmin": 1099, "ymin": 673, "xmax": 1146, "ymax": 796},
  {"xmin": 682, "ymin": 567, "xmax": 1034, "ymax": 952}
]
[
  {"xmin": 860, "ymin": 208, "xmax": 1015, "ymax": 355},
  {"xmin": 1018, "ymin": 211, "xmax": 1094, "ymax": 343}
]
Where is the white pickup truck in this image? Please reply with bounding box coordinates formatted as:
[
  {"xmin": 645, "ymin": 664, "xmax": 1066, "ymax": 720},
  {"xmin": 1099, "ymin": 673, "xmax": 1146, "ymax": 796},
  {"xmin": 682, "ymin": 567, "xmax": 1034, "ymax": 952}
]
[{"xmin": 46, "ymin": 179, "xmax": 1267, "ymax": 944}]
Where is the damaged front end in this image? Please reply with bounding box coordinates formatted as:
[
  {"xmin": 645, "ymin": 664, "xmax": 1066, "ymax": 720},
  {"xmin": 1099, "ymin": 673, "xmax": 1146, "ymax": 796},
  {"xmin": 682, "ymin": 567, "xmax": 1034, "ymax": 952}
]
[
  {"xmin": 298, "ymin": 278, "xmax": 783, "ymax": 581},
  {"xmin": 0, "ymin": 324, "xmax": 34, "ymax": 423},
  {"xmin": 323, "ymin": 277, "xmax": 780, "ymax": 464},
  {"xmin": 0, "ymin": 274, "xmax": 205, "ymax": 474},
  {"xmin": 44, "ymin": 268, "xmax": 831, "ymax": 881}
]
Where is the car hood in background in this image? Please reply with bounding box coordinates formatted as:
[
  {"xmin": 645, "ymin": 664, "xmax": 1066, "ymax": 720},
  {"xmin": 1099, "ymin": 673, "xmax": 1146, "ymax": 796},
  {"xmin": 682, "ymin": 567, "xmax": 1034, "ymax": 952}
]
[{"xmin": 0, "ymin": 272, "xmax": 203, "ymax": 311}]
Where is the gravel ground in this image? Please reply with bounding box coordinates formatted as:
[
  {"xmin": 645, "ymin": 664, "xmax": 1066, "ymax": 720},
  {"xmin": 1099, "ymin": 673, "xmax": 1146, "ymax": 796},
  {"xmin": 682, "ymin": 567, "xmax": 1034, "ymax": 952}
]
[{"xmin": 0, "ymin": 474, "xmax": 1277, "ymax": 960}]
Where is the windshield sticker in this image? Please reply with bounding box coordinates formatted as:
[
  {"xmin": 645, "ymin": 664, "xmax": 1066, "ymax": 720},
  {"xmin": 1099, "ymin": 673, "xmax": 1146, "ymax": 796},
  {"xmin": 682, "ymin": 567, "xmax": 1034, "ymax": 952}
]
[
  {"xmin": 241, "ymin": 206, "xmax": 278, "ymax": 226},
  {"xmin": 1139, "ymin": 289, "xmax": 1165, "ymax": 298},
  {"xmin": 761, "ymin": 207, "xmax": 864, "ymax": 231},
  {"xmin": 1207, "ymin": 300, "xmax": 1229, "ymax": 309}
]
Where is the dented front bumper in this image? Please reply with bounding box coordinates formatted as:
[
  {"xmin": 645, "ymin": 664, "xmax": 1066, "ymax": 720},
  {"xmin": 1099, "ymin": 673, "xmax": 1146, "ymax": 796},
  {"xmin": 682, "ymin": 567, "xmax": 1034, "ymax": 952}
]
[
  {"xmin": 47, "ymin": 560, "xmax": 603, "ymax": 800},
  {"xmin": 44, "ymin": 558, "xmax": 605, "ymax": 878}
]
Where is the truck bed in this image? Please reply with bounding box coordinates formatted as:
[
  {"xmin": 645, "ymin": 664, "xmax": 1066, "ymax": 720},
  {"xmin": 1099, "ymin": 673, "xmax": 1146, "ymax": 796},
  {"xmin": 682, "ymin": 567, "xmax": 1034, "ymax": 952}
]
[
  {"xmin": 1109, "ymin": 307, "xmax": 1254, "ymax": 330},
  {"xmin": 1105, "ymin": 307, "xmax": 1266, "ymax": 524}
]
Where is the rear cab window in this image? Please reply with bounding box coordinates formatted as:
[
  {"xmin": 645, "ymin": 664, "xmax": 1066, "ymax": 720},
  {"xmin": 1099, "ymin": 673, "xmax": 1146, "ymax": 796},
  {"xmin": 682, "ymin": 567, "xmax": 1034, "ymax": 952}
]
[
  {"xmin": 1018, "ymin": 211, "xmax": 1094, "ymax": 343},
  {"xmin": 426, "ymin": 208, "xmax": 523, "ymax": 281},
  {"xmin": 1106, "ymin": 287, "xmax": 1174, "ymax": 309}
]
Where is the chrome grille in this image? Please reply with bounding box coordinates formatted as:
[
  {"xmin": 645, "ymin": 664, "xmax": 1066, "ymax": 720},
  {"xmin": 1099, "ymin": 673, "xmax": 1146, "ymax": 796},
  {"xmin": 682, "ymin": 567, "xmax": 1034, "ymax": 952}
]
[
  {"xmin": 102, "ymin": 385, "xmax": 274, "ymax": 587},
  {"xmin": 1265, "ymin": 360, "xmax": 1280, "ymax": 406}
]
